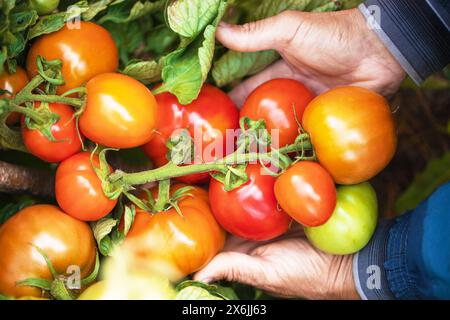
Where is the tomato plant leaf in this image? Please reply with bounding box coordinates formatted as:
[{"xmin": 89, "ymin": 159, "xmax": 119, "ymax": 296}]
[
  {"xmin": 176, "ymin": 280, "xmax": 238, "ymax": 300},
  {"xmin": 99, "ymin": 0, "xmax": 164, "ymax": 24},
  {"xmin": 157, "ymin": 0, "xmax": 227, "ymax": 104},
  {"xmin": 91, "ymin": 217, "xmax": 118, "ymax": 256},
  {"xmin": 176, "ymin": 286, "xmax": 223, "ymax": 300},
  {"xmin": 395, "ymin": 152, "xmax": 450, "ymax": 213},
  {"xmin": 27, "ymin": 12, "xmax": 66, "ymax": 39},
  {"xmin": 10, "ymin": 10, "xmax": 39, "ymax": 33},
  {"xmin": 122, "ymin": 59, "xmax": 163, "ymax": 84}
]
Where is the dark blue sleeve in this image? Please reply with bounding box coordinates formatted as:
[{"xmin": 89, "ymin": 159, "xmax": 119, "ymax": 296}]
[
  {"xmin": 354, "ymin": 181, "xmax": 450, "ymax": 300},
  {"xmin": 359, "ymin": 0, "xmax": 450, "ymax": 84}
]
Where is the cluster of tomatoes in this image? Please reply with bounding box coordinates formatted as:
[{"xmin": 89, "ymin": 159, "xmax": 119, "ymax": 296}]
[{"xmin": 0, "ymin": 20, "xmax": 397, "ymax": 299}]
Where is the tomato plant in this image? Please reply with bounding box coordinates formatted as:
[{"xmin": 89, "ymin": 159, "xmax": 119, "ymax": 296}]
[
  {"xmin": 209, "ymin": 163, "xmax": 292, "ymax": 241},
  {"xmin": 30, "ymin": 0, "xmax": 60, "ymax": 15},
  {"xmin": 302, "ymin": 86, "xmax": 397, "ymax": 184},
  {"xmin": 124, "ymin": 184, "xmax": 225, "ymax": 277},
  {"xmin": 79, "ymin": 73, "xmax": 158, "ymax": 149},
  {"xmin": 55, "ymin": 152, "xmax": 117, "ymax": 221},
  {"xmin": 26, "ymin": 21, "xmax": 118, "ymax": 95},
  {"xmin": 0, "ymin": 66, "xmax": 29, "ymax": 125},
  {"xmin": 0, "ymin": 204, "xmax": 96, "ymax": 298},
  {"xmin": 304, "ymin": 182, "xmax": 378, "ymax": 255},
  {"xmin": 142, "ymin": 84, "xmax": 239, "ymax": 184},
  {"xmin": 240, "ymin": 78, "xmax": 315, "ymax": 148},
  {"xmin": 275, "ymin": 161, "xmax": 336, "ymax": 227},
  {"xmin": 21, "ymin": 102, "xmax": 82, "ymax": 163}
]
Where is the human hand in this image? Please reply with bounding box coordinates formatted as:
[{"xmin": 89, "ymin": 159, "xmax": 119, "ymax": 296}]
[
  {"xmin": 194, "ymin": 226, "xmax": 359, "ymax": 300},
  {"xmin": 216, "ymin": 9, "xmax": 406, "ymax": 106}
]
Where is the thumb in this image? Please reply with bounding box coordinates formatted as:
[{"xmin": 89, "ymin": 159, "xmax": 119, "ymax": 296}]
[
  {"xmin": 193, "ymin": 252, "xmax": 265, "ymax": 286},
  {"xmin": 216, "ymin": 11, "xmax": 301, "ymax": 52}
]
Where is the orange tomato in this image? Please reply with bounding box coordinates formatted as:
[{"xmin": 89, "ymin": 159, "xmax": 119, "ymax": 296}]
[
  {"xmin": 125, "ymin": 184, "xmax": 225, "ymax": 277},
  {"xmin": 0, "ymin": 205, "xmax": 96, "ymax": 298},
  {"xmin": 26, "ymin": 21, "xmax": 118, "ymax": 95},
  {"xmin": 79, "ymin": 73, "xmax": 158, "ymax": 148},
  {"xmin": 302, "ymin": 86, "xmax": 397, "ymax": 184},
  {"xmin": 0, "ymin": 66, "xmax": 29, "ymax": 125}
]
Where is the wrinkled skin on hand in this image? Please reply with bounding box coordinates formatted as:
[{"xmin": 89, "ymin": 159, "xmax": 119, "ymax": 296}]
[{"xmin": 194, "ymin": 225, "xmax": 359, "ymax": 300}]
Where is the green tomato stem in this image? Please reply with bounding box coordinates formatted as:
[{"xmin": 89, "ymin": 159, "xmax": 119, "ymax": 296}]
[
  {"xmin": 110, "ymin": 139, "xmax": 312, "ymax": 186},
  {"xmin": 153, "ymin": 179, "xmax": 172, "ymax": 212}
]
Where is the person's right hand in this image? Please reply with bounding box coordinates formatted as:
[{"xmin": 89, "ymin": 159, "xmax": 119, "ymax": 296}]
[{"xmin": 217, "ymin": 8, "xmax": 406, "ymax": 106}]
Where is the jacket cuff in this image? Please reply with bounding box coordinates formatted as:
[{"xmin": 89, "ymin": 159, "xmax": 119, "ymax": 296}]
[
  {"xmin": 359, "ymin": 0, "xmax": 450, "ymax": 84},
  {"xmin": 353, "ymin": 219, "xmax": 395, "ymax": 300}
]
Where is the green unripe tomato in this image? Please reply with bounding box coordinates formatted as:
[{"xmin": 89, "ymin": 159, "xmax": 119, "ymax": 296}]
[
  {"xmin": 30, "ymin": 0, "xmax": 60, "ymax": 15},
  {"xmin": 305, "ymin": 182, "xmax": 378, "ymax": 255}
]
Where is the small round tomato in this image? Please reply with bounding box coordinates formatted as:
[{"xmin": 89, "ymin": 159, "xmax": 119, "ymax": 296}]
[
  {"xmin": 26, "ymin": 21, "xmax": 118, "ymax": 95},
  {"xmin": 209, "ymin": 163, "xmax": 292, "ymax": 241},
  {"xmin": 0, "ymin": 204, "xmax": 96, "ymax": 298},
  {"xmin": 79, "ymin": 73, "xmax": 158, "ymax": 149},
  {"xmin": 0, "ymin": 66, "xmax": 29, "ymax": 125},
  {"xmin": 30, "ymin": 0, "xmax": 60, "ymax": 15},
  {"xmin": 142, "ymin": 84, "xmax": 239, "ymax": 184},
  {"xmin": 56, "ymin": 152, "xmax": 118, "ymax": 221},
  {"xmin": 125, "ymin": 184, "xmax": 225, "ymax": 277},
  {"xmin": 275, "ymin": 161, "xmax": 336, "ymax": 227},
  {"xmin": 302, "ymin": 86, "xmax": 397, "ymax": 184},
  {"xmin": 305, "ymin": 182, "xmax": 378, "ymax": 255},
  {"xmin": 240, "ymin": 78, "xmax": 315, "ymax": 148},
  {"xmin": 21, "ymin": 102, "xmax": 82, "ymax": 163}
]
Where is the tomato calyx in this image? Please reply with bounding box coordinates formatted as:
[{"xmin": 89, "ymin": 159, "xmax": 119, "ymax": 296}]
[{"xmin": 16, "ymin": 245, "xmax": 100, "ymax": 300}]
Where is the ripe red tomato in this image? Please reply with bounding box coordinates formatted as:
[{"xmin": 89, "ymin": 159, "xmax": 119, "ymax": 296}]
[
  {"xmin": 124, "ymin": 184, "xmax": 225, "ymax": 277},
  {"xmin": 26, "ymin": 21, "xmax": 118, "ymax": 95},
  {"xmin": 55, "ymin": 152, "xmax": 118, "ymax": 221},
  {"xmin": 142, "ymin": 84, "xmax": 239, "ymax": 184},
  {"xmin": 240, "ymin": 78, "xmax": 314, "ymax": 148},
  {"xmin": 21, "ymin": 102, "xmax": 82, "ymax": 163},
  {"xmin": 274, "ymin": 161, "xmax": 336, "ymax": 227},
  {"xmin": 302, "ymin": 86, "xmax": 397, "ymax": 184},
  {"xmin": 0, "ymin": 204, "xmax": 96, "ymax": 298},
  {"xmin": 0, "ymin": 66, "xmax": 29, "ymax": 125},
  {"xmin": 79, "ymin": 73, "xmax": 158, "ymax": 149},
  {"xmin": 209, "ymin": 163, "xmax": 292, "ymax": 241}
]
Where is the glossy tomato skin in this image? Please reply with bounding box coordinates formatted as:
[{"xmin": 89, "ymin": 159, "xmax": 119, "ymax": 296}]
[
  {"xmin": 26, "ymin": 21, "xmax": 118, "ymax": 95},
  {"xmin": 125, "ymin": 184, "xmax": 225, "ymax": 277},
  {"xmin": 56, "ymin": 152, "xmax": 118, "ymax": 221},
  {"xmin": 209, "ymin": 164, "xmax": 292, "ymax": 241},
  {"xmin": 22, "ymin": 102, "xmax": 82, "ymax": 163},
  {"xmin": 302, "ymin": 86, "xmax": 397, "ymax": 185},
  {"xmin": 80, "ymin": 73, "xmax": 158, "ymax": 148},
  {"xmin": 240, "ymin": 78, "xmax": 315, "ymax": 148},
  {"xmin": 0, "ymin": 66, "xmax": 29, "ymax": 125},
  {"xmin": 305, "ymin": 182, "xmax": 378, "ymax": 255},
  {"xmin": 0, "ymin": 204, "xmax": 96, "ymax": 298},
  {"xmin": 275, "ymin": 161, "xmax": 336, "ymax": 227},
  {"xmin": 142, "ymin": 84, "xmax": 239, "ymax": 184}
]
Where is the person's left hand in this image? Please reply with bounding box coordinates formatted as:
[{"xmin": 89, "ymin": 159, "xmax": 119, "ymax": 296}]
[{"xmin": 194, "ymin": 225, "xmax": 359, "ymax": 300}]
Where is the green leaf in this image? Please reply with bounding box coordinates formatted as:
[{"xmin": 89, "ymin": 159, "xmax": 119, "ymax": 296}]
[
  {"xmin": 99, "ymin": 0, "xmax": 164, "ymax": 24},
  {"xmin": 28, "ymin": 12, "xmax": 66, "ymax": 39},
  {"xmin": 122, "ymin": 59, "xmax": 162, "ymax": 84},
  {"xmin": 91, "ymin": 217, "xmax": 118, "ymax": 256},
  {"xmin": 212, "ymin": 0, "xmax": 340, "ymax": 86},
  {"xmin": 176, "ymin": 286, "xmax": 223, "ymax": 300},
  {"xmin": 80, "ymin": 0, "xmax": 114, "ymax": 21},
  {"xmin": 10, "ymin": 10, "xmax": 39, "ymax": 33},
  {"xmin": 176, "ymin": 280, "xmax": 238, "ymax": 300},
  {"xmin": 212, "ymin": 50, "xmax": 278, "ymax": 87},
  {"xmin": 122, "ymin": 204, "xmax": 135, "ymax": 236},
  {"xmin": 158, "ymin": 1, "xmax": 227, "ymax": 104},
  {"xmin": 102, "ymin": 21, "xmax": 144, "ymax": 65},
  {"xmin": 167, "ymin": 0, "xmax": 221, "ymax": 39},
  {"xmin": 395, "ymin": 152, "xmax": 450, "ymax": 213}
]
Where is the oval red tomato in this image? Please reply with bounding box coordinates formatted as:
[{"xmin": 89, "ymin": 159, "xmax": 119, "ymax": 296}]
[
  {"xmin": 142, "ymin": 84, "xmax": 239, "ymax": 184},
  {"xmin": 124, "ymin": 184, "xmax": 225, "ymax": 277},
  {"xmin": 0, "ymin": 204, "xmax": 96, "ymax": 298},
  {"xmin": 209, "ymin": 163, "xmax": 292, "ymax": 241},
  {"xmin": 22, "ymin": 102, "xmax": 82, "ymax": 163},
  {"xmin": 240, "ymin": 78, "xmax": 314, "ymax": 148},
  {"xmin": 55, "ymin": 152, "xmax": 117, "ymax": 221},
  {"xmin": 0, "ymin": 66, "xmax": 29, "ymax": 125},
  {"xmin": 302, "ymin": 86, "xmax": 397, "ymax": 184},
  {"xmin": 274, "ymin": 161, "xmax": 336, "ymax": 227},
  {"xmin": 79, "ymin": 73, "xmax": 158, "ymax": 149},
  {"xmin": 26, "ymin": 21, "xmax": 118, "ymax": 95}
]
